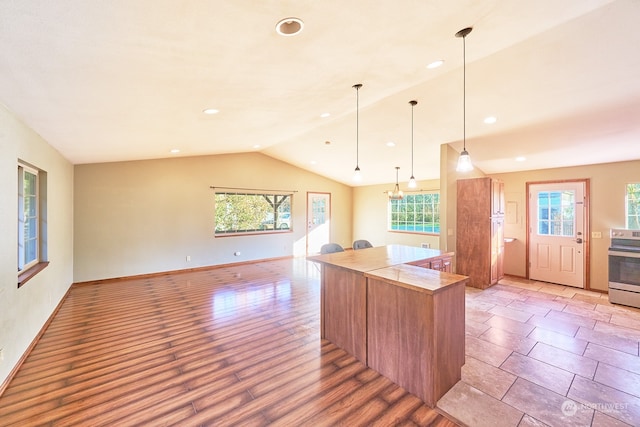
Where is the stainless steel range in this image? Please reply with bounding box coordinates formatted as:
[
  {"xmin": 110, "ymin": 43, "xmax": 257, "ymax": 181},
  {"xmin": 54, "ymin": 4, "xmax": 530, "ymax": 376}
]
[{"xmin": 609, "ymin": 229, "xmax": 640, "ymax": 308}]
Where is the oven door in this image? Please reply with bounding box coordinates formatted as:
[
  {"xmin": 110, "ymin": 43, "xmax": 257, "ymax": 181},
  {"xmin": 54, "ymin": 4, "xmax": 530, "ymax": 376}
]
[{"xmin": 609, "ymin": 250, "xmax": 640, "ymax": 289}]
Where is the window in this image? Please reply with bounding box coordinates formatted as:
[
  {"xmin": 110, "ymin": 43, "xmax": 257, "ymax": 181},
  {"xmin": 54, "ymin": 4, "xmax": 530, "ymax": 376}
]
[
  {"xmin": 18, "ymin": 162, "xmax": 48, "ymax": 286},
  {"xmin": 215, "ymin": 191, "xmax": 292, "ymax": 235},
  {"xmin": 389, "ymin": 192, "xmax": 440, "ymax": 234},
  {"xmin": 537, "ymin": 190, "xmax": 575, "ymax": 236},
  {"xmin": 627, "ymin": 183, "xmax": 640, "ymax": 230}
]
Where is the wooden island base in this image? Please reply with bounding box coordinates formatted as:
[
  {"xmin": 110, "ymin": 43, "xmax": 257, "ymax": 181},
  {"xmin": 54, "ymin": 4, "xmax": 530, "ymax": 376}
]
[
  {"xmin": 366, "ymin": 264, "xmax": 466, "ymax": 406},
  {"xmin": 309, "ymin": 245, "xmax": 467, "ymax": 407}
]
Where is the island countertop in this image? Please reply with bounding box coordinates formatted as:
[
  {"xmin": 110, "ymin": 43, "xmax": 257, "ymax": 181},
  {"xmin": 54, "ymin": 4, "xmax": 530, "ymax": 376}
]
[
  {"xmin": 364, "ymin": 263, "xmax": 468, "ymax": 294},
  {"xmin": 307, "ymin": 244, "xmax": 454, "ymax": 273}
]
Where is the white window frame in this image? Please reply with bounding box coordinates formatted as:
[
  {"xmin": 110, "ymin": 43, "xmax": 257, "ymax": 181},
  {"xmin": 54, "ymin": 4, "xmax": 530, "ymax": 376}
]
[
  {"xmin": 18, "ymin": 163, "xmax": 39, "ymax": 272},
  {"xmin": 388, "ymin": 191, "xmax": 440, "ymax": 235},
  {"xmin": 626, "ymin": 183, "xmax": 640, "ymax": 230},
  {"xmin": 536, "ymin": 190, "xmax": 575, "ymax": 237}
]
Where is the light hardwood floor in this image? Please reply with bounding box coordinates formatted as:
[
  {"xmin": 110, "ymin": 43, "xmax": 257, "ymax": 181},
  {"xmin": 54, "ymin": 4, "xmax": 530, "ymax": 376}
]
[
  {"xmin": 0, "ymin": 259, "xmax": 457, "ymax": 426},
  {"xmin": 4, "ymin": 258, "xmax": 640, "ymax": 426}
]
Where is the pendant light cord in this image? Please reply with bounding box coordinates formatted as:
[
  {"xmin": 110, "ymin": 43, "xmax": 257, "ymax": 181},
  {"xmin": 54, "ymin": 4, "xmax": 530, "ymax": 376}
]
[
  {"xmin": 356, "ymin": 86, "xmax": 359, "ymax": 166},
  {"xmin": 455, "ymin": 27, "xmax": 473, "ymax": 172},
  {"xmin": 411, "ymin": 102, "xmax": 414, "ymax": 175},
  {"xmin": 463, "ymin": 33, "xmax": 466, "ymax": 151},
  {"xmin": 408, "ymin": 100, "xmax": 417, "ymax": 185},
  {"xmin": 353, "ymin": 83, "xmax": 362, "ymax": 168}
]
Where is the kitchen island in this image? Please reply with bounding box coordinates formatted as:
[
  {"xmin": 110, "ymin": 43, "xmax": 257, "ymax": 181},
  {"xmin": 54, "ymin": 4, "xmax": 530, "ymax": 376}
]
[{"xmin": 308, "ymin": 245, "xmax": 467, "ymax": 407}]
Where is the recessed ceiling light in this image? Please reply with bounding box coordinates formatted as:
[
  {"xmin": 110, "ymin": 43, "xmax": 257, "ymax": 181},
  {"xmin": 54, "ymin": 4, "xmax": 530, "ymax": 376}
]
[
  {"xmin": 275, "ymin": 17, "xmax": 304, "ymax": 36},
  {"xmin": 386, "ymin": 141, "xmax": 396, "ymax": 147},
  {"xmin": 516, "ymin": 156, "xmax": 526, "ymax": 162},
  {"xmin": 170, "ymin": 149, "xmax": 180, "ymax": 154},
  {"xmin": 310, "ymin": 160, "xmax": 317, "ymax": 165},
  {"xmin": 203, "ymin": 108, "xmax": 219, "ymax": 115},
  {"xmin": 253, "ymin": 144, "xmax": 261, "ymax": 149},
  {"xmin": 320, "ymin": 112, "xmax": 330, "ymax": 118},
  {"xmin": 484, "ymin": 116, "xmax": 497, "ymax": 124},
  {"xmin": 427, "ymin": 60, "xmax": 444, "ymax": 69}
]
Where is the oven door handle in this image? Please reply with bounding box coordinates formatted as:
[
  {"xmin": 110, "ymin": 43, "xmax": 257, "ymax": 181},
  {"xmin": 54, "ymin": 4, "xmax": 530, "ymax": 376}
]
[{"xmin": 609, "ymin": 250, "xmax": 640, "ymax": 258}]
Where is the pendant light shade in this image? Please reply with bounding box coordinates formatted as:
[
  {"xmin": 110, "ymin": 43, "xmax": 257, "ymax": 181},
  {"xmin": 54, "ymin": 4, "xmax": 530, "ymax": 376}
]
[
  {"xmin": 457, "ymin": 149, "xmax": 472, "ymax": 172},
  {"xmin": 455, "ymin": 27, "xmax": 474, "ymax": 173},
  {"xmin": 388, "ymin": 167, "xmax": 404, "ymax": 200},
  {"xmin": 353, "ymin": 83, "xmax": 363, "ymax": 181},
  {"xmin": 408, "ymin": 100, "xmax": 417, "ymax": 188}
]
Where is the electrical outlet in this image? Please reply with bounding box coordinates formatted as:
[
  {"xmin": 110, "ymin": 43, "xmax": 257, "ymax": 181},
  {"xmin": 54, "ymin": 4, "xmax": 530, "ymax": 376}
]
[
  {"xmin": 234, "ymin": 251, "xmax": 241, "ymax": 256},
  {"xmin": 591, "ymin": 231, "xmax": 602, "ymax": 239},
  {"xmin": 421, "ymin": 243, "xmax": 431, "ymax": 249},
  {"xmin": 0, "ymin": 348, "xmax": 4, "ymax": 361},
  {"xmin": 186, "ymin": 255, "xmax": 191, "ymax": 262}
]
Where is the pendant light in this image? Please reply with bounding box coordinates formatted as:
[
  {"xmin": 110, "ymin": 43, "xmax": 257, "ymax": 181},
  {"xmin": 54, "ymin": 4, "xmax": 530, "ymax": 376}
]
[
  {"xmin": 455, "ymin": 27, "xmax": 473, "ymax": 172},
  {"xmin": 388, "ymin": 167, "xmax": 404, "ymax": 200},
  {"xmin": 353, "ymin": 83, "xmax": 363, "ymax": 181},
  {"xmin": 408, "ymin": 100, "xmax": 418, "ymax": 188}
]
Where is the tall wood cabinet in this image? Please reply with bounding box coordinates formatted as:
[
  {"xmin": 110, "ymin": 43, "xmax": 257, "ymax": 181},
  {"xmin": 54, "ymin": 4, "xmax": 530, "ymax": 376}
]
[{"xmin": 456, "ymin": 177, "xmax": 505, "ymax": 289}]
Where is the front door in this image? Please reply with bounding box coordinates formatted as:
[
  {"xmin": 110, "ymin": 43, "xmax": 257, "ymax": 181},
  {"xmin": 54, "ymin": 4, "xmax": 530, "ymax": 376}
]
[
  {"xmin": 307, "ymin": 192, "xmax": 331, "ymax": 255},
  {"xmin": 528, "ymin": 181, "xmax": 587, "ymax": 288}
]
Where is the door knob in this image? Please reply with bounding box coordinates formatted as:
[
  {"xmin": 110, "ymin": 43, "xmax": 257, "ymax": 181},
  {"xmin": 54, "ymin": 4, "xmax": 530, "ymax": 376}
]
[{"xmin": 575, "ymin": 238, "xmax": 583, "ymax": 244}]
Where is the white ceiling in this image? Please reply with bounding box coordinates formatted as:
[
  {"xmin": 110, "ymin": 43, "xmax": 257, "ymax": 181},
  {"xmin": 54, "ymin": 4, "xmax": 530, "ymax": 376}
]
[{"xmin": 1, "ymin": 0, "xmax": 639, "ymax": 186}]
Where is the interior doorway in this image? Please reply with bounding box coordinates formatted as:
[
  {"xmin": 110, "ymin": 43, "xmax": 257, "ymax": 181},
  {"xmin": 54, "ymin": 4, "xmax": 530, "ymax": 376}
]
[
  {"xmin": 307, "ymin": 192, "xmax": 331, "ymax": 255},
  {"xmin": 527, "ymin": 180, "xmax": 589, "ymax": 288}
]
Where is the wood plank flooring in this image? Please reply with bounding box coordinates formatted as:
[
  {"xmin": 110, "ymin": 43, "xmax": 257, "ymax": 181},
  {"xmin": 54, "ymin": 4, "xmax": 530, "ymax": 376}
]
[{"xmin": 0, "ymin": 259, "xmax": 457, "ymax": 426}]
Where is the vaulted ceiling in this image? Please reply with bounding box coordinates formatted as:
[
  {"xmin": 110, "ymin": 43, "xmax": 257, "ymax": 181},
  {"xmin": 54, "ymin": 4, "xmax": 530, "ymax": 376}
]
[{"xmin": 1, "ymin": 0, "xmax": 638, "ymax": 185}]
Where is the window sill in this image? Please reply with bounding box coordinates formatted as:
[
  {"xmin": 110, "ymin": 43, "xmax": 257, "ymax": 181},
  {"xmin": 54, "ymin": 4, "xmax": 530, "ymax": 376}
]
[
  {"xmin": 18, "ymin": 261, "xmax": 50, "ymax": 288},
  {"xmin": 388, "ymin": 230, "xmax": 440, "ymax": 236},
  {"xmin": 215, "ymin": 229, "xmax": 292, "ymax": 237}
]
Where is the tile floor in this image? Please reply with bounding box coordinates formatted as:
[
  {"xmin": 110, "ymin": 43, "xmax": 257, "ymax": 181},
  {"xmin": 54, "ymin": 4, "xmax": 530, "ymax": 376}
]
[{"xmin": 437, "ymin": 277, "xmax": 640, "ymax": 427}]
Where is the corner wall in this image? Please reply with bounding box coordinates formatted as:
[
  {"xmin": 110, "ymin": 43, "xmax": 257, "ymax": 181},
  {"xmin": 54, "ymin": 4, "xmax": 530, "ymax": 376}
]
[
  {"xmin": 0, "ymin": 105, "xmax": 74, "ymax": 387},
  {"xmin": 442, "ymin": 144, "xmax": 487, "ymax": 265}
]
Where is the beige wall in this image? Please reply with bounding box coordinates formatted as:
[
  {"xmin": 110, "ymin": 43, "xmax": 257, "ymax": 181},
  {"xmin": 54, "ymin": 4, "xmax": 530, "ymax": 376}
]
[
  {"xmin": 353, "ymin": 180, "xmax": 441, "ymax": 250},
  {"xmin": 491, "ymin": 160, "xmax": 640, "ymax": 292},
  {"xmin": 0, "ymin": 105, "xmax": 74, "ymax": 386},
  {"xmin": 73, "ymin": 153, "xmax": 353, "ymax": 282}
]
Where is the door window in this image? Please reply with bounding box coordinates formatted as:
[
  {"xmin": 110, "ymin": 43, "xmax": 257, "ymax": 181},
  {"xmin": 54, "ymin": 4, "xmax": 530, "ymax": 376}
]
[
  {"xmin": 307, "ymin": 193, "xmax": 331, "ymax": 255},
  {"xmin": 537, "ymin": 191, "xmax": 575, "ymax": 237}
]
